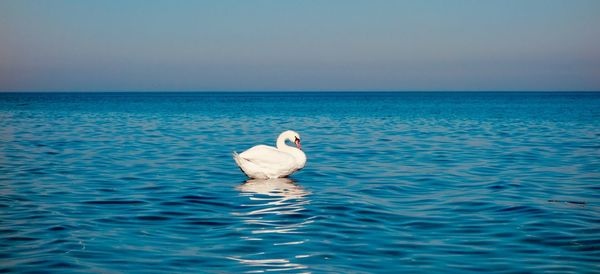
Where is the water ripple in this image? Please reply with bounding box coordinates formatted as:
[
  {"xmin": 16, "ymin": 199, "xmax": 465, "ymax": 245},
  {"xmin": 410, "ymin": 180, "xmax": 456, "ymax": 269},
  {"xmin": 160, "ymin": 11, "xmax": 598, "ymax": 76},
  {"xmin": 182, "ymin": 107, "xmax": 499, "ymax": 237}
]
[{"xmin": 1, "ymin": 92, "xmax": 599, "ymax": 273}]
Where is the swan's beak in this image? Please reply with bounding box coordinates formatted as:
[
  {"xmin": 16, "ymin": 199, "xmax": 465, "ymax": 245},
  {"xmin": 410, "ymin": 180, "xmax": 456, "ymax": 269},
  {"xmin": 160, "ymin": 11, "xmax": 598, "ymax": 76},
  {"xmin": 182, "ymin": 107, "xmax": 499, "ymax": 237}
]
[{"xmin": 294, "ymin": 138, "xmax": 302, "ymax": 150}]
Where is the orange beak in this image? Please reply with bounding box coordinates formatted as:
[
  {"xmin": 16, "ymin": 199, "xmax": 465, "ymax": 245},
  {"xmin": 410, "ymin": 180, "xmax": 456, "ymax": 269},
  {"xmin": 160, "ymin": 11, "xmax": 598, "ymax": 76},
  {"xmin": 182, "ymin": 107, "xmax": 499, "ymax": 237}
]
[{"xmin": 294, "ymin": 138, "xmax": 302, "ymax": 150}]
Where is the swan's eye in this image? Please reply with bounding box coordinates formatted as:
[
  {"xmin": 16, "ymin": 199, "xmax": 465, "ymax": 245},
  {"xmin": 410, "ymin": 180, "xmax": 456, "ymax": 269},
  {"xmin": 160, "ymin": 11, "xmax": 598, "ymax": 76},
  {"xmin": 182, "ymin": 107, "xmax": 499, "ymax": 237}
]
[{"xmin": 295, "ymin": 136, "xmax": 300, "ymax": 142}]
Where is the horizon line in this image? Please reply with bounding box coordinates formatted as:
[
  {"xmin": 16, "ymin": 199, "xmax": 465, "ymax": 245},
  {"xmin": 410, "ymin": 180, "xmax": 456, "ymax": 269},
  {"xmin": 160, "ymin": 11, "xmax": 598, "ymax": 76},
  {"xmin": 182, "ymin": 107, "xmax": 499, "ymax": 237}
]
[{"xmin": 2, "ymin": 90, "xmax": 600, "ymax": 93}]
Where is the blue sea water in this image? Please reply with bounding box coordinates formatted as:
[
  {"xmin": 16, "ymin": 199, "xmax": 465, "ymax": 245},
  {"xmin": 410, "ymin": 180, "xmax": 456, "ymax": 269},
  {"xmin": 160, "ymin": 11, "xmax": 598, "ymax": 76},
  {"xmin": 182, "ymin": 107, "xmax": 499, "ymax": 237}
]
[{"xmin": 0, "ymin": 92, "xmax": 599, "ymax": 273}]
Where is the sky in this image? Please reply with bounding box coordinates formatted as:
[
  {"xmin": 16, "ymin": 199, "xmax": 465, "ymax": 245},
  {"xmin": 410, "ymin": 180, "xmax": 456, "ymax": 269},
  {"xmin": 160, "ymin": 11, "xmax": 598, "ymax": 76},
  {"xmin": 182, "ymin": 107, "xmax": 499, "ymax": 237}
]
[{"xmin": 1, "ymin": 0, "xmax": 599, "ymax": 92}]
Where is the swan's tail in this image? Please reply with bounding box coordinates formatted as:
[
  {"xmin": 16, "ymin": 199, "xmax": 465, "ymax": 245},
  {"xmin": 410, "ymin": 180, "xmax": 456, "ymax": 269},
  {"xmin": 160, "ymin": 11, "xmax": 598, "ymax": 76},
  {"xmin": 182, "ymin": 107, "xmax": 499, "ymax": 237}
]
[
  {"xmin": 232, "ymin": 151, "xmax": 249, "ymax": 176},
  {"xmin": 232, "ymin": 151, "xmax": 241, "ymax": 166}
]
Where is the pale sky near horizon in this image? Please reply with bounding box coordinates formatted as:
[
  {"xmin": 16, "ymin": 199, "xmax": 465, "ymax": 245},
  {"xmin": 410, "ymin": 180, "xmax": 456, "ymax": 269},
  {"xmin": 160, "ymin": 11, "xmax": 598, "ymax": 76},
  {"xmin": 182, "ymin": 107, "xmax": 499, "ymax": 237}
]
[{"xmin": 1, "ymin": 0, "xmax": 599, "ymax": 92}]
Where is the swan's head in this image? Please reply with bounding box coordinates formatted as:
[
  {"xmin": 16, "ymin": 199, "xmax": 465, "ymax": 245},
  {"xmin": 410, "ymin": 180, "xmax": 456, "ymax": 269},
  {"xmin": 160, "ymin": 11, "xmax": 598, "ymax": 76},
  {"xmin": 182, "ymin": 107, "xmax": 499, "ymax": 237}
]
[{"xmin": 281, "ymin": 130, "xmax": 302, "ymax": 150}]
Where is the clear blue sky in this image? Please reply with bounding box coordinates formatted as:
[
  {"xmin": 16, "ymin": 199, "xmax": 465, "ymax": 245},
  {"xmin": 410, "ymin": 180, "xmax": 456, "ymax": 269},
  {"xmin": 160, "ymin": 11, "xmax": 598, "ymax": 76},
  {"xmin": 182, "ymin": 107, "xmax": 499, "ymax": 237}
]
[{"xmin": 1, "ymin": 0, "xmax": 599, "ymax": 91}]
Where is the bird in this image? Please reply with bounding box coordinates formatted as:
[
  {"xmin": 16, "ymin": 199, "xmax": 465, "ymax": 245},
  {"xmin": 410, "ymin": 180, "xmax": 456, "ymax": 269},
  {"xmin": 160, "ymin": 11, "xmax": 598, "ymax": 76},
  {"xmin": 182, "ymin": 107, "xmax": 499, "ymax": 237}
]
[{"xmin": 233, "ymin": 130, "xmax": 307, "ymax": 179}]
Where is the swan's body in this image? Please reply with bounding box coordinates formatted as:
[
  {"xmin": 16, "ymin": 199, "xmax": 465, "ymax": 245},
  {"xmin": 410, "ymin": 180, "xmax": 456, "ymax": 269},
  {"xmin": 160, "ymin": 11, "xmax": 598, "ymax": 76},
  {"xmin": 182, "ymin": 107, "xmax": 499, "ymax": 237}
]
[{"xmin": 233, "ymin": 130, "xmax": 306, "ymax": 179}]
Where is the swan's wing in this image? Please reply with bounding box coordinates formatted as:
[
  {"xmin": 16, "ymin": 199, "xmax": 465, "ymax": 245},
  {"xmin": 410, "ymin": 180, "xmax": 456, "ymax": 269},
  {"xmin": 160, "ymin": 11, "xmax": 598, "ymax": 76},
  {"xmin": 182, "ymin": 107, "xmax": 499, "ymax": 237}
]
[{"xmin": 238, "ymin": 145, "xmax": 297, "ymax": 172}]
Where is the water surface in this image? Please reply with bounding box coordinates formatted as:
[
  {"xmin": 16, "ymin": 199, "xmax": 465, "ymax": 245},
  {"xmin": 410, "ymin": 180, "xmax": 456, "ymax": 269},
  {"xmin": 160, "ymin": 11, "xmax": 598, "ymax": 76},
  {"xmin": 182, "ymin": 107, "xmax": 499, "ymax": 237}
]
[{"xmin": 1, "ymin": 92, "xmax": 599, "ymax": 273}]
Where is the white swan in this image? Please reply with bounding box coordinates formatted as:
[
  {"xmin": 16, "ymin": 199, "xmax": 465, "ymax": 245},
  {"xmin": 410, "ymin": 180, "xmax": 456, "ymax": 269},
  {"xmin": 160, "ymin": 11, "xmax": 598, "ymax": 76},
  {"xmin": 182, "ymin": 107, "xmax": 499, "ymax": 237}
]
[{"xmin": 233, "ymin": 130, "xmax": 306, "ymax": 179}]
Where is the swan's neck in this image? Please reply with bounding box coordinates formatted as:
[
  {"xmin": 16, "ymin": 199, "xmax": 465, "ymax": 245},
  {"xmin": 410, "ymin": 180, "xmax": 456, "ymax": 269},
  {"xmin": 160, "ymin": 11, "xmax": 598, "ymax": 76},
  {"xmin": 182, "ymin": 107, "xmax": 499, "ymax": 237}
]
[
  {"xmin": 276, "ymin": 135, "xmax": 297, "ymax": 154},
  {"xmin": 276, "ymin": 135, "xmax": 307, "ymax": 168}
]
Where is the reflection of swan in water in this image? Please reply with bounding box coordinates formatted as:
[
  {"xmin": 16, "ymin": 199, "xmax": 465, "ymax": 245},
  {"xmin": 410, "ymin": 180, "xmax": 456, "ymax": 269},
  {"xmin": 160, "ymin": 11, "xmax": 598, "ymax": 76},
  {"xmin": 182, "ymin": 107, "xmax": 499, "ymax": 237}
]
[
  {"xmin": 238, "ymin": 178, "xmax": 309, "ymax": 200},
  {"xmin": 229, "ymin": 178, "xmax": 313, "ymax": 272},
  {"xmin": 235, "ymin": 178, "xmax": 312, "ymax": 232}
]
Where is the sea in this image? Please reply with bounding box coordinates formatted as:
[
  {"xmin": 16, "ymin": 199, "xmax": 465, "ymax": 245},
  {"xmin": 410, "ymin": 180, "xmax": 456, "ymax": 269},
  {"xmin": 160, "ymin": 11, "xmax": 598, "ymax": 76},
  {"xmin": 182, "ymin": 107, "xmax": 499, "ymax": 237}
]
[{"xmin": 0, "ymin": 92, "xmax": 599, "ymax": 273}]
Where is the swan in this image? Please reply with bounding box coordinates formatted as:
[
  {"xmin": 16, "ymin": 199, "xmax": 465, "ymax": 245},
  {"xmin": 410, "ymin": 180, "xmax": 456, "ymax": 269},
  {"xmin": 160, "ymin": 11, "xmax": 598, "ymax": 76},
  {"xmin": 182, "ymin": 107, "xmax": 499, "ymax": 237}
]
[{"xmin": 233, "ymin": 130, "xmax": 306, "ymax": 179}]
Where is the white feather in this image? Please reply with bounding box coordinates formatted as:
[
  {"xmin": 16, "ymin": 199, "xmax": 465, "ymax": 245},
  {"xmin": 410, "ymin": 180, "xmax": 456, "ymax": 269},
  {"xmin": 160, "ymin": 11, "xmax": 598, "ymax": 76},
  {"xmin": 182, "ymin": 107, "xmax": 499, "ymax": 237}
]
[{"xmin": 233, "ymin": 131, "xmax": 306, "ymax": 179}]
